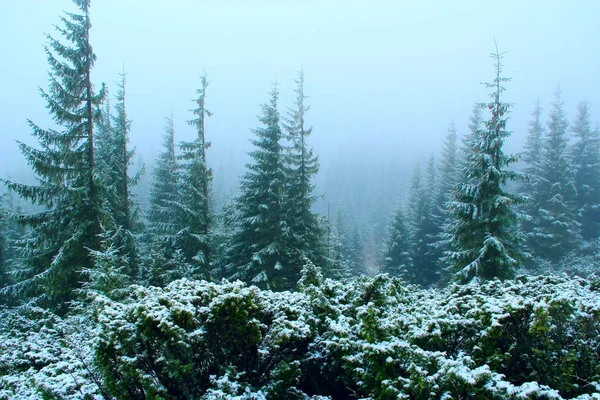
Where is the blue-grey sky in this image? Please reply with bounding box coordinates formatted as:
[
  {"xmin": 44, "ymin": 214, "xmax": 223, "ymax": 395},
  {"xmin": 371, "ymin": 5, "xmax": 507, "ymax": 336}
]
[{"xmin": 1, "ymin": 0, "xmax": 599, "ymax": 193}]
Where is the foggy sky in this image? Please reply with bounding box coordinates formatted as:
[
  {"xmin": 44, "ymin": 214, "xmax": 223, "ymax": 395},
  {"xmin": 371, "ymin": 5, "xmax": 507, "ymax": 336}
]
[{"xmin": 1, "ymin": 0, "xmax": 599, "ymax": 196}]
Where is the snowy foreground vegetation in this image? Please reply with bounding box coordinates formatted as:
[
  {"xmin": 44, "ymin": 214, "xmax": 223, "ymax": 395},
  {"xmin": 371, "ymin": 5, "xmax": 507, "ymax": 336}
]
[{"xmin": 2, "ymin": 267, "xmax": 600, "ymax": 399}]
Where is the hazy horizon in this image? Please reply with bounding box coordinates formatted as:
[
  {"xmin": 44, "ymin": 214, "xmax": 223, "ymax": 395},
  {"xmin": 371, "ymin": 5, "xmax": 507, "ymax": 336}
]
[{"xmin": 1, "ymin": 0, "xmax": 599, "ymax": 211}]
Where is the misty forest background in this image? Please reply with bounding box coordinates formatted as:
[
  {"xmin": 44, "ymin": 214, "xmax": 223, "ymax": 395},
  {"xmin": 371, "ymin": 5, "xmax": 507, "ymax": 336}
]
[{"xmin": 1, "ymin": 1, "xmax": 600, "ymax": 399}]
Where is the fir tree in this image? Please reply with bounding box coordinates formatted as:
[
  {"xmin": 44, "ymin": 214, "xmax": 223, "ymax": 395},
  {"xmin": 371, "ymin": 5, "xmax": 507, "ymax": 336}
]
[
  {"xmin": 144, "ymin": 114, "xmax": 180, "ymax": 283},
  {"xmin": 111, "ymin": 72, "xmax": 135, "ymax": 233},
  {"xmin": 95, "ymin": 71, "xmax": 140, "ymax": 279},
  {"xmin": 0, "ymin": 199, "xmax": 7, "ymax": 291},
  {"xmin": 570, "ymin": 100, "xmax": 600, "ymax": 241},
  {"xmin": 226, "ymin": 84, "xmax": 289, "ymax": 290},
  {"xmin": 424, "ymin": 153, "xmax": 440, "ymax": 269},
  {"xmin": 176, "ymin": 73, "xmax": 213, "ymax": 280},
  {"xmin": 381, "ymin": 205, "xmax": 412, "ymax": 278},
  {"xmin": 322, "ymin": 208, "xmax": 334, "ymax": 277},
  {"xmin": 1, "ymin": 0, "xmax": 106, "ymax": 312},
  {"xmin": 283, "ymin": 69, "xmax": 323, "ymax": 271},
  {"xmin": 333, "ymin": 212, "xmax": 350, "ymax": 279},
  {"xmin": 519, "ymin": 100, "xmax": 545, "ymax": 262},
  {"xmin": 523, "ymin": 99, "xmax": 545, "ymax": 175},
  {"xmin": 147, "ymin": 114, "xmax": 179, "ymax": 242},
  {"xmin": 432, "ymin": 122, "xmax": 458, "ymax": 269},
  {"xmin": 407, "ymin": 164, "xmax": 438, "ymax": 285},
  {"xmin": 210, "ymin": 197, "xmax": 237, "ymax": 280},
  {"xmin": 321, "ymin": 210, "xmax": 361, "ymax": 277},
  {"xmin": 0, "ymin": 191, "xmax": 24, "ymax": 304},
  {"xmin": 444, "ymin": 44, "xmax": 523, "ymax": 282},
  {"xmin": 468, "ymin": 102, "xmax": 484, "ymax": 138},
  {"xmin": 95, "ymin": 90, "xmax": 113, "ymax": 176},
  {"xmin": 344, "ymin": 224, "xmax": 365, "ymax": 276},
  {"xmin": 80, "ymin": 228, "xmax": 131, "ymax": 300},
  {"xmin": 527, "ymin": 90, "xmax": 581, "ymax": 262},
  {"xmin": 426, "ymin": 153, "xmax": 437, "ymax": 192},
  {"xmin": 1, "ymin": 188, "xmax": 26, "ymax": 267},
  {"xmin": 321, "ymin": 209, "xmax": 350, "ymax": 280},
  {"xmin": 459, "ymin": 103, "xmax": 484, "ymax": 172}
]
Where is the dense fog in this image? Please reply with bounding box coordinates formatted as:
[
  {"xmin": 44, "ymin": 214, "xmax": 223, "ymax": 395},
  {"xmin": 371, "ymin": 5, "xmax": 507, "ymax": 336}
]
[
  {"xmin": 2, "ymin": 1, "xmax": 598, "ymax": 203},
  {"xmin": 1, "ymin": 1, "xmax": 600, "ymax": 398}
]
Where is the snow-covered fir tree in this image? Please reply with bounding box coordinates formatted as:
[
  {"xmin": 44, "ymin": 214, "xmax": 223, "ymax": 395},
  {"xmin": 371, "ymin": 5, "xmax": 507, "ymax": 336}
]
[
  {"xmin": 79, "ymin": 228, "xmax": 131, "ymax": 301},
  {"xmin": 381, "ymin": 205, "xmax": 412, "ymax": 278},
  {"xmin": 95, "ymin": 71, "xmax": 141, "ymax": 279},
  {"xmin": 345, "ymin": 224, "xmax": 365, "ymax": 276},
  {"xmin": 0, "ymin": 189, "xmax": 25, "ymax": 269},
  {"xmin": 522, "ymin": 99, "xmax": 545, "ymax": 177},
  {"xmin": 322, "ymin": 210, "xmax": 363, "ymax": 277},
  {"xmin": 96, "ymin": 73, "xmax": 134, "ymax": 233},
  {"xmin": 0, "ymin": 190, "xmax": 27, "ymax": 306},
  {"xmin": 95, "ymin": 91, "xmax": 113, "ymax": 174},
  {"xmin": 175, "ymin": 73, "xmax": 213, "ymax": 280},
  {"xmin": 570, "ymin": 100, "xmax": 600, "ymax": 241},
  {"xmin": 459, "ymin": 103, "xmax": 484, "ymax": 173},
  {"xmin": 226, "ymin": 84, "xmax": 290, "ymax": 290},
  {"xmin": 443, "ymin": 45, "xmax": 524, "ymax": 282},
  {"xmin": 407, "ymin": 164, "xmax": 438, "ymax": 285},
  {"xmin": 424, "ymin": 153, "xmax": 441, "ymax": 272},
  {"xmin": 283, "ymin": 69, "xmax": 324, "ymax": 274},
  {"xmin": 435, "ymin": 123, "xmax": 459, "ymax": 209},
  {"xmin": 519, "ymin": 100, "xmax": 545, "ymax": 262},
  {"xmin": 431, "ymin": 122, "xmax": 458, "ymax": 271},
  {"xmin": 144, "ymin": 114, "xmax": 181, "ymax": 285},
  {"xmin": 0, "ymin": 0, "xmax": 106, "ymax": 313},
  {"xmin": 321, "ymin": 209, "xmax": 351, "ymax": 279},
  {"xmin": 0, "ymin": 199, "xmax": 7, "ymax": 292},
  {"xmin": 209, "ymin": 197, "xmax": 237, "ymax": 280},
  {"xmin": 526, "ymin": 89, "xmax": 581, "ymax": 262}
]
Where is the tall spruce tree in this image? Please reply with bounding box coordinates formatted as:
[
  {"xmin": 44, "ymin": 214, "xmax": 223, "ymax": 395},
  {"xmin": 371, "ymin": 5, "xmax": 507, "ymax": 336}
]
[
  {"xmin": 0, "ymin": 0, "xmax": 106, "ymax": 312},
  {"xmin": 283, "ymin": 69, "xmax": 323, "ymax": 270},
  {"xmin": 436, "ymin": 123, "xmax": 459, "ymax": 207},
  {"xmin": 0, "ymin": 197, "xmax": 16, "ymax": 306},
  {"xmin": 459, "ymin": 103, "xmax": 484, "ymax": 173},
  {"xmin": 407, "ymin": 164, "xmax": 438, "ymax": 285},
  {"xmin": 432, "ymin": 122, "xmax": 459, "ymax": 271},
  {"xmin": 443, "ymin": 44, "xmax": 523, "ymax": 282},
  {"xmin": 226, "ymin": 84, "xmax": 290, "ymax": 290},
  {"xmin": 210, "ymin": 197, "xmax": 237, "ymax": 280},
  {"xmin": 110, "ymin": 73, "xmax": 140, "ymax": 230},
  {"xmin": 0, "ymin": 191, "xmax": 26, "ymax": 305},
  {"xmin": 381, "ymin": 205, "xmax": 412, "ymax": 278},
  {"xmin": 147, "ymin": 115, "xmax": 179, "ymax": 244},
  {"xmin": 570, "ymin": 100, "xmax": 600, "ymax": 241},
  {"xmin": 144, "ymin": 114, "xmax": 181, "ymax": 286},
  {"xmin": 0, "ymin": 199, "xmax": 7, "ymax": 291},
  {"xmin": 526, "ymin": 90, "xmax": 581, "ymax": 262},
  {"xmin": 175, "ymin": 73, "xmax": 213, "ymax": 280},
  {"xmin": 344, "ymin": 224, "xmax": 365, "ymax": 276},
  {"xmin": 321, "ymin": 209, "xmax": 349, "ymax": 280},
  {"xmin": 424, "ymin": 153, "xmax": 440, "ymax": 269},
  {"xmin": 523, "ymin": 100, "xmax": 545, "ymax": 176},
  {"xmin": 519, "ymin": 100, "xmax": 545, "ymax": 262},
  {"xmin": 95, "ymin": 90, "xmax": 113, "ymax": 175},
  {"xmin": 80, "ymin": 228, "xmax": 131, "ymax": 300},
  {"xmin": 1, "ymin": 189, "xmax": 25, "ymax": 270},
  {"xmin": 95, "ymin": 71, "xmax": 140, "ymax": 279}
]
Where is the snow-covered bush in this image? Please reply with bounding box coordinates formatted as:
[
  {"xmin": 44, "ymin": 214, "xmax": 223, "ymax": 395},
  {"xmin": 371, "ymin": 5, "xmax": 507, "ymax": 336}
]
[
  {"xmin": 93, "ymin": 273, "xmax": 600, "ymax": 399},
  {"xmin": 526, "ymin": 240, "xmax": 600, "ymax": 279},
  {"xmin": 2, "ymin": 270, "xmax": 599, "ymax": 399},
  {"xmin": 94, "ymin": 279, "xmax": 315, "ymax": 399},
  {"xmin": 0, "ymin": 307, "xmax": 104, "ymax": 399}
]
